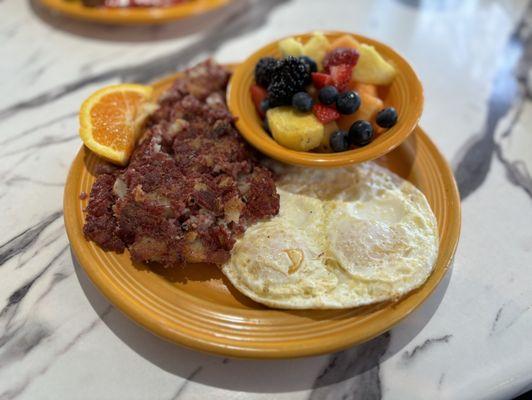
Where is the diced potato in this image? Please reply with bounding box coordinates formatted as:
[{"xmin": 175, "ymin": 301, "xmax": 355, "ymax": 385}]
[
  {"xmin": 279, "ymin": 37, "xmax": 304, "ymax": 57},
  {"xmin": 316, "ymin": 121, "xmax": 339, "ymax": 152},
  {"xmin": 352, "ymin": 44, "xmax": 396, "ymax": 85},
  {"xmin": 302, "ymin": 32, "xmax": 331, "ymax": 68},
  {"xmin": 350, "ymin": 81, "xmax": 378, "ymax": 97},
  {"xmin": 267, "ymin": 107, "xmax": 324, "ymax": 151},
  {"xmin": 330, "ymin": 34, "xmax": 361, "ymax": 50},
  {"xmin": 337, "ymin": 92, "xmax": 384, "ymax": 131}
]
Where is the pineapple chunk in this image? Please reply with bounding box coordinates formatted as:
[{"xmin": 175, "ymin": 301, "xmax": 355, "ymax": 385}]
[
  {"xmin": 279, "ymin": 37, "xmax": 304, "ymax": 57},
  {"xmin": 267, "ymin": 107, "xmax": 324, "ymax": 151},
  {"xmin": 302, "ymin": 32, "xmax": 331, "ymax": 68},
  {"xmin": 352, "ymin": 44, "xmax": 396, "ymax": 85}
]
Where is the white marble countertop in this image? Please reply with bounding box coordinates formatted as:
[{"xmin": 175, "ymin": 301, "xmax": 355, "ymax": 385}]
[{"xmin": 1, "ymin": 0, "xmax": 532, "ymax": 399}]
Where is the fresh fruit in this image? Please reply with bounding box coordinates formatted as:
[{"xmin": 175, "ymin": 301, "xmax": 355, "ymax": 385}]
[
  {"xmin": 337, "ymin": 91, "xmax": 384, "ymax": 131},
  {"xmin": 292, "ymin": 92, "xmax": 314, "ymax": 112},
  {"xmin": 254, "ymin": 57, "xmax": 278, "ymax": 88},
  {"xmin": 336, "ymin": 91, "xmax": 360, "ymax": 115},
  {"xmin": 79, "ymin": 84, "xmax": 154, "ymax": 166},
  {"xmin": 376, "ymin": 107, "xmax": 398, "ymax": 128},
  {"xmin": 348, "ymin": 120, "xmax": 373, "ymax": 147},
  {"xmin": 330, "ymin": 34, "xmax": 361, "ymax": 50},
  {"xmin": 279, "ymin": 37, "xmax": 304, "ymax": 57},
  {"xmin": 329, "ymin": 64, "xmax": 353, "ymax": 91},
  {"xmin": 318, "ymin": 85, "xmax": 339, "ymax": 105},
  {"xmin": 356, "ymin": 91, "xmax": 384, "ymax": 121},
  {"xmin": 260, "ymin": 99, "xmax": 271, "ymax": 115},
  {"xmin": 330, "ymin": 130, "xmax": 349, "ymax": 152},
  {"xmin": 313, "ymin": 104, "xmax": 340, "ymax": 124},
  {"xmin": 250, "ymin": 84, "xmax": 268, "ymax": 117},
  {"xmin": 312, "ymin": 72, "xmax": 333, "ymax": 89},
  {"xmin": 263, "ymin": 117, "xmax": 271, "ymax": 134},
  {"xmin": 317, "ymin": 121, "xmax": 339, "ymax": 152},
  {"xmin": 350, "ymin": 81, "xmax": 378, "ymax": 97},
  {"xmin": 323, "ymin": 48, "xmax": 359, "ymax": 73},
  {"xmin": 267, "ymin": 106, "xmax": 324, "ymax": 151},
  {"xmin": 302, "ymin": 32, "xmax": 331, "ymax": 68},
  {"xmin": 299, "ymin": 56, "xmax": 318, "ymax": 73},
  {"xmin": 352, "ymin": 44, "xmax": 396, "ymax": 85},
  {"xmin": 267, "ymin": 56, "xmax": 312, "ymax": 105},
  {"xmin": 307, "ymin": 85, "xmax": 319, "ymax": 101}
]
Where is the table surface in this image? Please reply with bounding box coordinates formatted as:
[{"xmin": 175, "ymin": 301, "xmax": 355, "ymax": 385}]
[{"xmin": 1, "ymin": 0, "xmax": 531, "ymax": 399}]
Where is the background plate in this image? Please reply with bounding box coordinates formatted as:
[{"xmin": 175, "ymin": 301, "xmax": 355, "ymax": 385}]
[
  {"xmin": 39, "ymin": 0, "xmax": 231, "ymax": 24},
  {"xmin": 63, "ymin": 73, "xmax": 461, "ymax": 359}
]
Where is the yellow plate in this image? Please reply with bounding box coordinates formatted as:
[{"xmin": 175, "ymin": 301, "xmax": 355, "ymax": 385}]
[
  {"xmin": 39, "ymin": 0, "xmax": 231, "ymax": 25},
  {"xmin": 228, "ymin": 31, "xmax": 424, "ymax": 167},
  {"xmin": 64, "ymin": 73, "xmax": 460, "ymax": 359}
]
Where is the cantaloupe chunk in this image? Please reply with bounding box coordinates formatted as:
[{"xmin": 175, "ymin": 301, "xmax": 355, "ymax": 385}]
[
  {"xmin": 316, "ymin": 121, "xmax": 340, "ymax": 152},
  {"xmin": 350, "ymin": 81, "xmax": 378, "ymax": 97},
  {"xmin": 337, "ymin": 92, "xmax": 383, "ymax": 132},
  {"xmin": 330, "ymin": 34, "xmax": 361, "ymax": 50}
]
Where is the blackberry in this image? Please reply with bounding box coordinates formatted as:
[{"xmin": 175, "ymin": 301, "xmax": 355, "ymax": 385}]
[
  {"xmin": 267, "ymin": 56, "xmax": 311, "ymax": 105},
  {"xmin": 254, "ymin": 57, "xmax": 278, "ymax": 88}
]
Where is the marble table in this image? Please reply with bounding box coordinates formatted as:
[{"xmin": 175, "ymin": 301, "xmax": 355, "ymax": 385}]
[{"xmin": 1, "ymin": 0, "xmax": 531, "ymax": 399}]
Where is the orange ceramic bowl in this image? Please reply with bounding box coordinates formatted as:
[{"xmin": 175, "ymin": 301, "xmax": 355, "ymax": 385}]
[
  {"xmin": 228, "ymin": 32, "xmax": 424, "ymax": 167},
  {"xmin": 39, "ymin": 0, "xmax": 231, "ymax": 25}
]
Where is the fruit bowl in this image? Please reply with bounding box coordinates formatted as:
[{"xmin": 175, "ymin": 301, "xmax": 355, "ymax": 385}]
[{"xmin": 227, "ymin": 31, "xmax": 423, "ymax": 167}]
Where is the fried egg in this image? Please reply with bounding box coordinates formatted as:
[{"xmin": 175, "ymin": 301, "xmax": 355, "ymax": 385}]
[{"xmin": 222, "ymin": 163, "xmax": 439, "ymax": 309}]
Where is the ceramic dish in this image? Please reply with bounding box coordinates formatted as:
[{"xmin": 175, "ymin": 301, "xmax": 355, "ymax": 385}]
[
  {"xmin": 228, "ymin": 32, "xmax": 423, "ymax": 167},
  {"xmin": 39, "ymin": 0, "xmax": 230, "ymax": 24},
  {"xmin": 64, "ymin": 70, "xmax": 459, "ymax": 358}
]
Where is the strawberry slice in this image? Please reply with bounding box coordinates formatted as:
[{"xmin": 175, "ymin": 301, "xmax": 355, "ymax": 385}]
[
  {"xmin": 250, "ymin": 84, "xmax": 268, "ymax": 117},
  {"xmin": 311, "ymin": 72, "xmax": 333, "ymax": 90},
  {"xmin": 313, "ymin": 104, "xmax": 340, "ymax": 124},
  {"xmin": 329, "ymin": 64, "xmax": 353, "ymax": 92},
  {"xmin": 323, "ymin": 48, "xmax": 359, "ymax": 73}
]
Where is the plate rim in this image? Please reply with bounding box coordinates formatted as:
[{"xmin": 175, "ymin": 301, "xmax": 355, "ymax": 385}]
[
  {"xmin": 64, "ymin": 76, "xmax": 460, "ymax": 359},
  {"xmin": 39, "ymin": 0, "xmax": 231, "ymax": 24}
]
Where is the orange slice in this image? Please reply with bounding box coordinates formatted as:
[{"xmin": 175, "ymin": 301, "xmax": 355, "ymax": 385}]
[{"xmin": 79, "ymin": 84, "xmax": 154, "ymax": 166}]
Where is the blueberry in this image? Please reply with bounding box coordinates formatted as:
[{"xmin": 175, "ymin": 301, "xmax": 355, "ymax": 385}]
[
  {"xmin": 291, "ymin": 92, "xmax": 314, "ymax": 112},
  {"xmin": 318, "ymin": 86, "xmax": 339, "ymax": 105},
  {"xmin": 299, "ymin": 56, "xmax": 318, "ymax": 73},
  {"xmin": 348, "ymin": 120, "xmax": 373, "ymax": 147},
  {"xmin": 336, "ymin": 91, "xmax": 361, "ymax": 115},
  {"xmin": 260, "ymin": 98, "xmax": 271, "ymax": 114},
  {"xmin": 329, "ymin": 130, "xmax": 349, "ymax": 152},
  {"xmin": 376, "ymin": 107, "xmax": 398, "ymax": 128}
]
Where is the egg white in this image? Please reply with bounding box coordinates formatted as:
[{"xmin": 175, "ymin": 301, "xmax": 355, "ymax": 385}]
[{"xmin": 222, "ymin": 162, "xmax": 439, "ymax": 309}]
